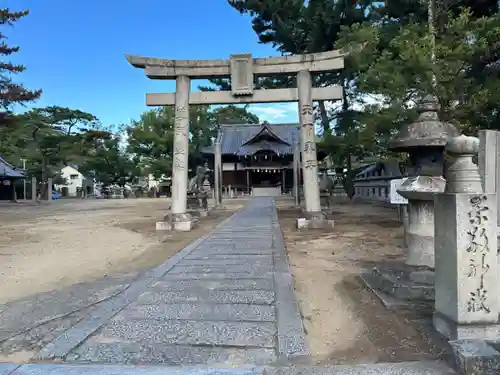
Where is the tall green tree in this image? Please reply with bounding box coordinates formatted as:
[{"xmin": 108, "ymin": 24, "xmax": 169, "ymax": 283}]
[
  {"xmin": 16, "ymin": 106, "xmax": 99, "ymax": 197},
  {"xmin": 337, "ymin": 5, "xmax": 500, "ymax": 135},
  {"xmin": 78, "ymin": 135, "xmax": 140, "ymax": 187},
  {"xmin": 0, "ymin": 8, "xmax": 41, "ymax": 110}
]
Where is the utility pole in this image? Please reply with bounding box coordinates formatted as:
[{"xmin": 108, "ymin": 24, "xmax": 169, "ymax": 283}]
[{"xmin": 21, "ymin": 158, "xmax": 26, "ymax": 200}]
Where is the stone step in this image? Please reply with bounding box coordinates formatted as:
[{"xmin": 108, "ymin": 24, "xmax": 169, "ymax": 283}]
[{"xmin": 0, "ymin": 360, "xmax": 457, "ymax": 374}]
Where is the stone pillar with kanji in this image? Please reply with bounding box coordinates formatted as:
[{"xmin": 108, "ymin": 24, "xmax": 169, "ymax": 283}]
[
  {"xmin": 434, "ymin": 135, "xmax": 499, "ymax": 340},
  {"xmin": 296, "ymin": 70, "xmax": 333, "ymax": 229}
]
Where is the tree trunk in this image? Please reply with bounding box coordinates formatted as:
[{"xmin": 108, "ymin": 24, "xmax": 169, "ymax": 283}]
[
  {"xmin": 40, "ymin": 157, "xmax": 48, "ymax": 200},
  {"xmin": 318, "ymin": 101, "xmax": 330, "ymax": 134}
]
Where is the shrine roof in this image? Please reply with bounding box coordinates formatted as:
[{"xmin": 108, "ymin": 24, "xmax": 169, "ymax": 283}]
[
  {"xmin": 202, "ymin": 123, "xmax": 300, "ymax": 156},
  {"xmin": 0, "ymin": 154, "xmax": 24, "ymax": 179},
  {"xmin": 486, "ymin": 58, "xmax": 500, "ymax": 72}
]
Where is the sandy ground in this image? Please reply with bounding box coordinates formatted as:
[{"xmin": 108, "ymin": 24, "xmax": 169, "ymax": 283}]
[
  {"xmin": 277, "ymin": 198, "xmax": 449, "ymax": 365},
  {"xmin": 0, "ymin": 198, "xmax": 240, "ymax": 304}
]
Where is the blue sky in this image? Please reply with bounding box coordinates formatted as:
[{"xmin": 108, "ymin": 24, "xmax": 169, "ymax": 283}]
[{"xmin": 7, "ymin": 0, "xmax": 300, "ymax": 127}]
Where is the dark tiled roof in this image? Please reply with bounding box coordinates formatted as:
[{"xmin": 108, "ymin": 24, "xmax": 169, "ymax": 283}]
[
  {"xmin": 202, "ymin": 123, "xmax": 300, "ymax": 156},
  {"xmin": 486, "ymin": 59, "xmax": 500, "ymax": 72},
  {"xmin": 355, "ymin": 161, "xmax": 401, "ymax": 178},
  {"xmin": 0, "ymin": 155, "xmax": 24, "ymax": 178}
]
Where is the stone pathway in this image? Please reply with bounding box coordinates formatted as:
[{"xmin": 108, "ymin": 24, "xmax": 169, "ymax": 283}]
[
  {"xmin": 0, "ymin": 360, "xmax": 457, "ymax": 375},
  {"xmin": 34, "ymin": 198, "xmax": 307, "ymax": 366}
]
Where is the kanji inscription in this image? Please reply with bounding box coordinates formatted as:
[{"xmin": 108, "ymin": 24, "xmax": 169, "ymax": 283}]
[{"xmin": 466, "ymin": 195, "xmax": 491, "ymax": 314}]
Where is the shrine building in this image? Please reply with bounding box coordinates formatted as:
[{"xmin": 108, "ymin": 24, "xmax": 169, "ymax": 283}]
[{"xmin": 202, "ymin": 123, "xmax": 327, "ymax": 197}]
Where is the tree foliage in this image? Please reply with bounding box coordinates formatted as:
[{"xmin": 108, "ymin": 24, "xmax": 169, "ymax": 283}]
[
  {"xmin": 0, "ymin": 8, "xmax": 41, "ymax": 110},
  {"xmin": 78, "ymin": 135, "xmax": 140, "ymax": 187},
  {"xmin": 126, "ymin": 104, "xmax": 260, "ymax": 180}
]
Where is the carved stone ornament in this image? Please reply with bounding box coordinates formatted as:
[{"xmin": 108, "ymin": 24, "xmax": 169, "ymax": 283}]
[
  {"xmin": 444, "ymin": 135, "xmax": 482, "ymax": 194},
  {"xmin": 230, "ymin": 53, "xmax": 254, "ymax": 96}
]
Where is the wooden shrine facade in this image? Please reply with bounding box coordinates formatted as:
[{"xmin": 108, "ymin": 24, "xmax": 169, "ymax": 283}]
[{"xmin": 203, "ymin": 123, "xmax": 327, "ymax": 196}]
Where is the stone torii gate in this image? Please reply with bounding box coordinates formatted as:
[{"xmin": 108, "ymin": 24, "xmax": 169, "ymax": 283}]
[{"xmin": 126, "ymin": 51, "xmax": 344, "ymax": 230}]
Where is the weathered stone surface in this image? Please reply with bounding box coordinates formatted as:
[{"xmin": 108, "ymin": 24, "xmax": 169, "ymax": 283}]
[
  {"xmin": 136, "ymin": 290, "xmax": 275, "ymax": 305},
  {"xmin": 0, "ymin": 273, "xmax": 135, "ymax": 341},
  {"xmin": 68, "ymin": 342, "xmax": 275, "ymax": 365},
  {"xmin": 161, "ymin": 273, "xmax": 273, "ymax": 281},
  {"xmin": 450, "ymin": 339, "xmax": 500, "ymax": 375},
  {"xmin": 116, "ymin": 303, "xmax": 276, "ymax": 322},
  {"xmin": 177, "ymin": 258, "xmax": 273, "ymax": 267},
  {"xmin": 12, "ymin": 363, "xmax": 262, "ymax": 375},
  {"xmin": 370, "ymin": 267, "xmax": 434, "ymax": 301},
  {"xmin": 95, "ymin": 320, "xmax": 276, "ymax": 347},
  {"xmin": 151, "ymin": 278, "xmax": 274, "ymax": 291},
  {"xmin": 201, "ymin": 241, "xmax": 272, "ymax": 249},
  {"xmin": 190, "ymin": 249, "xmax": 275, "ymax": 256},
  {"xmin": 0, "ymin": 305, "xmax": 100, "ymax": 359},
  {"xmin": 168, "ymin": 265, "xmax": 273, "ymax": 275},
  {"xmin": 184, "ymin": 254, "xmax": 272, "ymax": 261},
  {"xmin": 6, "ymin": 360, "xmax": 458, "ymax": 375}
]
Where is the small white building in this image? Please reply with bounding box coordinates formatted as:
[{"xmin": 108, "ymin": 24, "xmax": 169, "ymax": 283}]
[{"xmin": 56, "ymin": 165, "xmax": 96, "ymax": 197}]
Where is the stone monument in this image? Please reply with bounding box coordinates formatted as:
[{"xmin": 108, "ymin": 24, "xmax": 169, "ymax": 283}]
[{"xmin": 434, "ymin": 135, "xmax": 500, "ymax": 340}]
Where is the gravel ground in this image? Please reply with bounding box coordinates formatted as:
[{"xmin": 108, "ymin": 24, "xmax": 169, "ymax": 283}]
[{"xmin": 0, "ymin": 198, "xmax": 240, "ymax": 305}]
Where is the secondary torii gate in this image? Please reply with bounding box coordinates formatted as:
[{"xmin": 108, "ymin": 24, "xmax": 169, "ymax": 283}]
[{"xmin": 126, "ymin": 51, "xmax": 344, "ymax": 230}]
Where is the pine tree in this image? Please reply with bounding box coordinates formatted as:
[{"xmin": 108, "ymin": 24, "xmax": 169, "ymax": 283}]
[{"xmin": 0, "ymin": 8, "xmax": 41, "ymax": 111}]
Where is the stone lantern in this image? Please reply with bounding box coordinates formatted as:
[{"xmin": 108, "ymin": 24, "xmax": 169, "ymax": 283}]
[
  {"xmin": 388, "ymin": 96, "xmax": 459, "ymax": 269},
  {"xmin": 361, "ymin": 97, "xmax": 461, "ymax": 310}
]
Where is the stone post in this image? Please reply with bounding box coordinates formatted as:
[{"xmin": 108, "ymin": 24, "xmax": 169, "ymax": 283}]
[
  {"xmin": 293, "ymin": 141, "xmax": 300, "ymax": 207},
  {"xmin": 477, "ymin": 130, "xmax": 500, "ymax": 234},
  {"xmin": 47, "ymin": 178, "xmax": 52, "ymax": 201},
  {"xmin": 296, "ymin": 70, "xmax": 331, "ymax": 229},
  {"xmin": 169, "ymin": 75, "xmax": 193, "ymax": 231},
  {"xmin": 434, "ymin": 135, "xmax": 499, "ymax": 340},
  {"xmin": 214, "ymin": 138, "xmax": 222, "ymax": 207},
  {"xmin": 31, "ymin": 177, "xmax": 37, "ymax": 201}
]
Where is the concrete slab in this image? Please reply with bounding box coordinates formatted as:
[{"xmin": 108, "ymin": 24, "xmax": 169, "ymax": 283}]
[
  {"xmin": 116, "ymin": 303, "xmax": 276, "ymax": 322},
  {"xmin": 151, "ymin": 279, "xmax": 274, "ymax": 291},
  {"xmin": 177, "ymin": 258, "xmax": 273, "ymax": 266},
  {"xmin": 96, "ymin": 319, "xmax": 276, "ymax": 347},
  {"xmin": 160, "ymin": 273, "xmax": 273, "ymax": 281},
  {"xmin": 68, "ymin": 343, "xmax": 276, "ymax": 365},
  {"xmin": 12, "ymin": 364, "xmax": 261, "ymax": 375},
  {"xmin": 135, "ymin": 290, "xmax": 275, "ymax": 305},
  {"xmin": 168, "ymin": 265, "xmax": 274, "ymax": 275},
  {"xmin": 184, "ymin": 255, "xmax": 273, "ymax": 261}
]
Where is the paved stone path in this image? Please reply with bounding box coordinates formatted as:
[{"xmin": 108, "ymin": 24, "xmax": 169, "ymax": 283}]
[
  {"xmin": 34, "ymin": 198, "xmax": 307, "ymax": 366},
  {"xmin": 0, "ymin": 360, "xmax": 457, "ymax": 375}
]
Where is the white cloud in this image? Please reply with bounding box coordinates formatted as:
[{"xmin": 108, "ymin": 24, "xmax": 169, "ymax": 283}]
[{"xmin": 251, "ymin": 103, "xmax": 298, "ymax": 123}]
